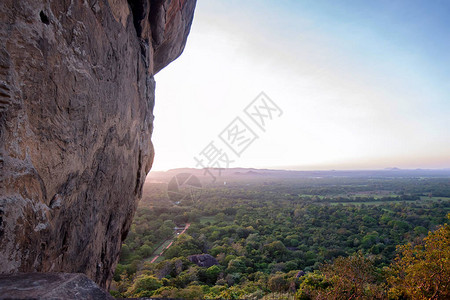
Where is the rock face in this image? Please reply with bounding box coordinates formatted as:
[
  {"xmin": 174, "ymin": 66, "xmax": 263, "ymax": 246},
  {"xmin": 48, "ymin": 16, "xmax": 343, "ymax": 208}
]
[
  {"xmin": 0, "ymin": 273, "xmax": 113, "ymax": 299},
  {"xmin": 0, "ymin": 0, "xmax": 196, "ymax": 289},
  {"xmin": 188, "ymin": 254, "xmax": 219, "ymax": 268}
]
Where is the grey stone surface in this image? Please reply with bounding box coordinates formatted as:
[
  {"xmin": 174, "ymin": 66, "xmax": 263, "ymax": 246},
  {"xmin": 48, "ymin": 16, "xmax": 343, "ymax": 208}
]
[
  {"xmin": 0, "ymin": 0, "xmax": 196, "ymax": 288},
  {"xmin": 188, "ymin": 254, "xmax": 219, "ymax": 268},
  {"xmin": 0, "ymin": 273, "xmax": 113, "ymax": 299}
]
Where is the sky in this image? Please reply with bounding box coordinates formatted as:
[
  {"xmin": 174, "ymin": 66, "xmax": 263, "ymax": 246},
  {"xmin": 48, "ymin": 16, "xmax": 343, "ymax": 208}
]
[{"xmin": 151, "ymin": 0, "xmax": 450, "ymax": 171}]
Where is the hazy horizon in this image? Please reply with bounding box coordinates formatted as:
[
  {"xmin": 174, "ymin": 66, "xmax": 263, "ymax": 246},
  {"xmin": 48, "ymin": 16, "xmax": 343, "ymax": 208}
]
[
  {"xmin": 150, "ymin": 165, "xmax": 450, "ymax": 173},
  {"xmin": 150, "ymin": 0, "xmax": 450, "ymax": 172}
]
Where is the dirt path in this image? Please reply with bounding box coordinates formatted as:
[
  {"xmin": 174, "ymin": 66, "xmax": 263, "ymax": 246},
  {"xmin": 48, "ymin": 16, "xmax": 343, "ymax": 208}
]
[{"xmin": 148, "ymin": 223, "xmax": 190, "ymax": 264}]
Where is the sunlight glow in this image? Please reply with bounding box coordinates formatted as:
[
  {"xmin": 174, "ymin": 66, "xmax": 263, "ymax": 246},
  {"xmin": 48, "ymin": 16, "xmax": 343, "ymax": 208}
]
[{"xmin": 151, "ymin": 0, "xmax": 450, "ymax": 171}]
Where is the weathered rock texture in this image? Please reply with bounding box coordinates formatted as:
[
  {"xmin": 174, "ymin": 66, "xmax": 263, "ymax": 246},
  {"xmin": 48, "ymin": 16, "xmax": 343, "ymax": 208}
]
[
  {"xmin": 0, "ymin": 0, "xmax": 196, "ymax": 288},
  {"xmin": 0, "ymin": 273, "xmax": 113, "ymax": 299},
  {"xmin": 188, "ymin": 254, "xmax": 219, "ymax": 268}
]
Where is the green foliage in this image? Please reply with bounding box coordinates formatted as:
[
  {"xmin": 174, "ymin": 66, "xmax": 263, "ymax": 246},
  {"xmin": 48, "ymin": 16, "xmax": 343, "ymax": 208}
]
[
  {"xmin": 164, "ymin": 234, "xmax": 202, "ymax": 259},
  {"xmin": 227, "ymin": 257, "xmax": 247, "ymax": 274},
  {"xmin": 111, "ymin": 177, "xmax": 450, "ymax": 299},
  {"xmin": 295, "ymin": 272, "xmax": 330, "ymax": 299},
  {"xmin": 125, "ymin": 274, "xmax": 162, "ymax": 298},
  {"xmin": 388, "ymin": 218, "xmax": 450, "ymax": 299},
  {"xmin": 319, "ymin": 252, "xmax": 385, "ymax": 299},
  {"xmin": 264, "ymin": 241, "xmax": 288, "ymax": 258},
  {"xmin": 139, "ymin": 244, "xmax": 152, "ymax": 257},
  {"xmin": 205, "ymin": 265, "xmax": 222, "ymax": 285},
  {"xmin": 268, "ymin": 272, "xmax": 289, "ymax": 292}
]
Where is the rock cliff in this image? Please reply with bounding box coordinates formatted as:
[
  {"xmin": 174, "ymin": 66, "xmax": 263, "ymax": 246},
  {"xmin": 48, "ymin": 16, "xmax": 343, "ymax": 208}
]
[
  {"xmin": 0, "ymin": 273, "xmax": 114, "ymax": 299},
  {"xmin": 0, "ymin": 0, "xmax": 196, "ymax": 288}
]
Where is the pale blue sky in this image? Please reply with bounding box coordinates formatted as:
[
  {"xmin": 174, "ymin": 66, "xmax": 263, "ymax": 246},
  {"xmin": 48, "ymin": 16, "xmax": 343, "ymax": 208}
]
[{"xmin": 151, "ymin": 0, "xmax": 450, "ymax": 171}]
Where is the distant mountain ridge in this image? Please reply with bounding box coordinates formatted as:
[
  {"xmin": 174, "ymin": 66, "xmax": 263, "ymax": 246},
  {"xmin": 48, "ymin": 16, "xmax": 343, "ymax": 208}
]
[{"xmin": 148, "ymin": 167, "xmax": 450, "ymax": 183}]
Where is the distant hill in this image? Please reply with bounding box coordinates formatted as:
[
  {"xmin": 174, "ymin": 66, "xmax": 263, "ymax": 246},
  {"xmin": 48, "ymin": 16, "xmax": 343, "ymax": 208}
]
[{"xmin": 146, "ymin": 167, "xmax": 450, "ymax": 185}]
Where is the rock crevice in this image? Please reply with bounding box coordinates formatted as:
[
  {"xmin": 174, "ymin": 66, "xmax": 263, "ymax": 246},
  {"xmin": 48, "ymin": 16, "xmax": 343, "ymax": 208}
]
[{"xmin": 0, "ymin": 0, "xmax": 196, "ymax": 288}]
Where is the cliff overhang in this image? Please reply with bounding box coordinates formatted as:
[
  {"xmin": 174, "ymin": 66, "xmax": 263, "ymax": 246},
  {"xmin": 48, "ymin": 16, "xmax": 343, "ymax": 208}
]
[{"xmin": 0, "ymin": 0, "xmax": 196, "ymax": 288}]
